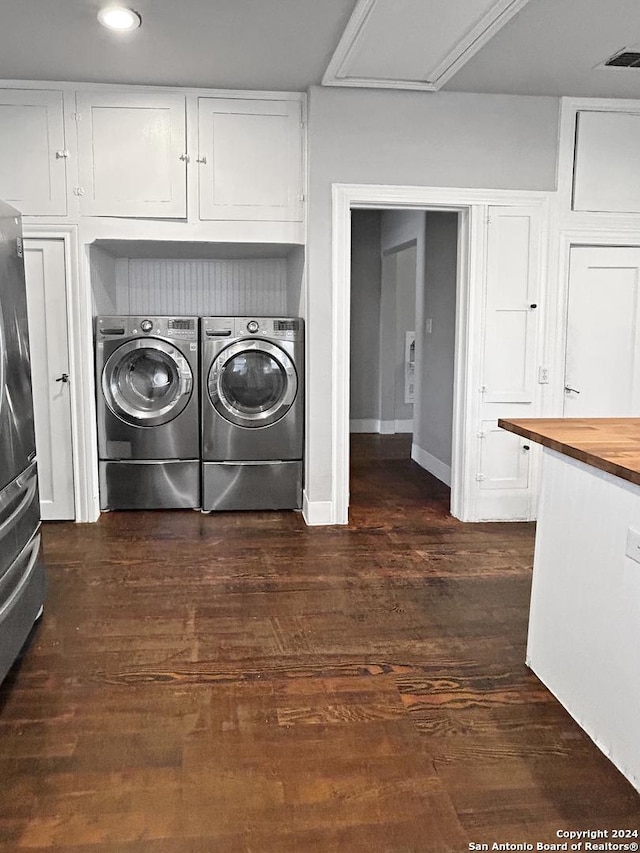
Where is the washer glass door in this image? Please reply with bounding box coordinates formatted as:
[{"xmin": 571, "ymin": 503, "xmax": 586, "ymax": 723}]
[
  {"xmin": 103, "ymin": 339, "xmax": 193, "ymax": 427},
  {"xmin": 0, "ymin": 303, "xmax": 5, "ymax": 423},
  {"xmin": 209, "ymin": 340, "xmax": 297, "ymax": 427}
]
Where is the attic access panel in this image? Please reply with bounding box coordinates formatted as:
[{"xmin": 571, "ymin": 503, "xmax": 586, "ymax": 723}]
[{"xmin": 323, "ymin": 0, "xmax": 531, "ymax": 91}]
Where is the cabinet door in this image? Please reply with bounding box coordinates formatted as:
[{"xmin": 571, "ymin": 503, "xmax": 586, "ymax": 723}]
[
  {"xmin": 0, "ymin": 89, "xmax": 67, "ymax": 216},
  {"xmin": 475, "ymin": 205, "xmax": 543, "ymax": 521},
  {"xmin": 76, "ymin": 92, "xmax": 186, "ymax": 218},
  {"xmin": 198, "ymin": 98, "xmax": 303, "ymax": 222}
]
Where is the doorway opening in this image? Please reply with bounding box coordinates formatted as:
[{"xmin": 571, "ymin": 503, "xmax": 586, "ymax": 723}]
[{"xmin": 349, "ymin": 209, "xmax": 459, "ymax": 513}]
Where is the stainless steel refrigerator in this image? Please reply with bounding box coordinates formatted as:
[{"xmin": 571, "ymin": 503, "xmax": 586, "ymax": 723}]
[{"xmin": 0, "ymin": 199, "xmax": 46, "ymax": 685}]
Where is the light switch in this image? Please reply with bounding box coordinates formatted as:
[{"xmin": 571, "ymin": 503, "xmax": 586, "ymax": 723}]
[{"xmin": 625, "ymin": 527, "xmax": 640, "ymax": 563}]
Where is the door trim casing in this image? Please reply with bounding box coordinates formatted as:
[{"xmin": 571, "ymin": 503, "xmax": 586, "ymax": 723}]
[
  {"xmin": 23, "ymin": 224, "xmax": 94, "ymax": 522},
  {"xmin": 322, "ymin": 183, "xmax": 553, "ymax": 526}
]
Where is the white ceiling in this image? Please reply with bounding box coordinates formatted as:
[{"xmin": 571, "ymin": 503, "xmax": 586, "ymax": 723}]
[{"xmin": 0, "ymin": 0, "xmax": 639, "ymax": 98}]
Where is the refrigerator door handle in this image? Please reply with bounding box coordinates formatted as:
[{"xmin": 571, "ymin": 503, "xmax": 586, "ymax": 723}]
[
  {"xmin": 0, "ymin": 463, "xmax": 38, "ymax": 538},
  {"xmin": 0, "ymin": 534, "xmax": 41, "ymax": 620}
]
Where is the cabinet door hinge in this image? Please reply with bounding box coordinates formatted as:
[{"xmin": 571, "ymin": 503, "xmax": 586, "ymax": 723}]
[
  {"xmin": 73, "ymin": 186, "xmax": 85, "ymax": 197},
  {"xmin": 475, "ymin": 473, "xmax": 486, "ymax": 482},
  {"xmin": 477, "ymin": 430, "xmax": 487, "ymax": 439},
  {"xmin": 16, "ymin": 237, "xmax": 23, "ymax": 258},
  {"xmin": 179, "ymin": 153, "xmax": 190, "ymax": 163},
  {"xmin": 297, "ymin": 193, "xmax": 306, "ymax": 202},
  {"xmin": 55, "ymin": 149, "xmax": 70, "ymax": 159},
  {"xmin": 73, "ymin": 112, "xmax": 82, "ymax": 122},
  {"xmin": 479, "ymin": 384, "xmax": 488, "ymax": 393}
]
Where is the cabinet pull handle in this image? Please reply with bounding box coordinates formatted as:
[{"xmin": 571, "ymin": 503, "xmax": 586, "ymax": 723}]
[{"xmin": 196, "ymin": 156, "xmax": 207, "ymax": 165}]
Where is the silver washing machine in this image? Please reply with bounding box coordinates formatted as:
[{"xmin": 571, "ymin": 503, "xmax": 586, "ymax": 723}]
[
  {"xmin": 201, "ymin": 316, "xmax": 304, "ymax": 511},
  {"xmin": 96, "ymin": 316, "xmax": 200, "ymax": 510}
]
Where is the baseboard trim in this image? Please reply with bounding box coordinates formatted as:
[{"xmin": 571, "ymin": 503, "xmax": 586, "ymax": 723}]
[
  {"xmin": 302, "ymin": 493, "xmax": 335, "ymax": 526},
  {"xmin": 411, "ymin": 444, "xmax": 452, "ymax": 487},
  {"xmin": 350, "ymin": 418, "xmax": 413, "ymax": 434}
]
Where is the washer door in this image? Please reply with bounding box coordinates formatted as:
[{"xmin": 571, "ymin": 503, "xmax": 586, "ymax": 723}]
[
  {"xmin": 208, "ymin": 340, "xmax": 297, "ymax": 428},
  {"xmin": 0, "ymin": 302, "xmax": 6, "ymax": 426},
  {"xmin": 102, "ymin": 339, "xmax": 193, "ymax": 427}
]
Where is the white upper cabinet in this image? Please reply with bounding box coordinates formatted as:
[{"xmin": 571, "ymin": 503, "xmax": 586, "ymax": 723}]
[
  {"xmin": 76, "ymin": 91, "xmax": 187, "ymax": 218},
  {"xmin": 475, "ymin": 204, "xmax": 543, "ymax": 521},
  {"xmin": 0, "ymin": 89, "xmax": 67, "ymax": 216},
  {"xmin": 481, "ymin": 206, "xmax": 540, "ymax": 403},
  {"xmin": 573, "ymin": 110, "xmax": 640, "ymax": 214},
  {"xmin": 197, "ymin": 97, "xmax": 303, "ymax": 222}
]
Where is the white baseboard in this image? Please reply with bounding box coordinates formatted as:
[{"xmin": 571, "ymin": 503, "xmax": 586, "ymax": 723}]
[
  {"xmin": 302, "ymin": 492, "xmax": 335, "ymax": 526},
  {"xmin": 411, "ymin": 443, "xmax": 452, "ymax": 487},
  {"xmin": 350, "ymin": 418, "xmax": 413, "ymax": 434}
]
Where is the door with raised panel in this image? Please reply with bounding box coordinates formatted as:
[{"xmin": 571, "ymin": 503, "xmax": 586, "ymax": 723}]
[
  {"xmin": 476, "ymin": 205, "xmax": 543, "ymax": 520},
  {"xmin": 197, "ymin": 97, "xmax": 303, "ymax": 222},
  {"xmin": 0, "ymin": 89, "xmax": 67, "ymax": 215},
  {"xmin": 24, "ymin": 239, "xmax": 75, "ymax": 520},
  {"xmin": 564, "ymin": 247, "xmax": 640, "ymax": 417},
  {"xmin": 76, "ymin": 91, "xmax": 187, "ymax": 218}
]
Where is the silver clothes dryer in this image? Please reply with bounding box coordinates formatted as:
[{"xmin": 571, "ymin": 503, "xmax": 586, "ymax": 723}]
[
  {"xmin": 96, "ymin": 316, "xmax": 200, "ymax": 509},
  {"xmin": 200, "ymin": 316, "xmax": 304, "ymax": 511}
]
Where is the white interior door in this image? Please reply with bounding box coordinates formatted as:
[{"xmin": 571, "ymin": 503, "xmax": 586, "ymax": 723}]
[
  {"xmin": 565, "ymin": 247, "xmax": 640, "ymax": 416},
  {"xmin": 24, "ymin": 239, "xmax": 75, "ymax": 520}
]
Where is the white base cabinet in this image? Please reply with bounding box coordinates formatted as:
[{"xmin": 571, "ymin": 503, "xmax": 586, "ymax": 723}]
[{"xmin": 527, "ymin": 448, "xmax": 640, "ymax": 792}]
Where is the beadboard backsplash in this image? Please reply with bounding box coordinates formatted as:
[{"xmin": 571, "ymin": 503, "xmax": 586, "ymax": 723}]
[{"xmin": 91, "ymin": 245, "xmax": 303, "ymax": 317}]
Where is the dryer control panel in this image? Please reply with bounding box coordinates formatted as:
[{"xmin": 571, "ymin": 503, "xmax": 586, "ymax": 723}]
[{"xmin": 202, "ymin": 317, "xmax": 303, "ymax": 341}]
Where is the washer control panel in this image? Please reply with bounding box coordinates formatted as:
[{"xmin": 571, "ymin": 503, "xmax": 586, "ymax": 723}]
[
  {"xmin": 97, "ymin": 316, "xmax": 198, "ymax": 342},
  {"xmin": 233, "ymin": 317, "xmax": 303, "ymax": 341}
]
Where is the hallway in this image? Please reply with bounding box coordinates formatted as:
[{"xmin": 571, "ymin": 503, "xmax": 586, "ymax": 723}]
[{"xmin": 0, "ymin": 437, "xmax": 638, "ymax": 850}]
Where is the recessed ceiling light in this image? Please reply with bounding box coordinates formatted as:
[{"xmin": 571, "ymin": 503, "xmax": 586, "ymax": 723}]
[{"xmin": 97, "ymin": 6, "xmax": 141, "ymax": 32}]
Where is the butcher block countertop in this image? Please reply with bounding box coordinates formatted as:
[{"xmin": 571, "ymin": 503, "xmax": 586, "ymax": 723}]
[{"xmin": 498, "ymin": 418, "xmax": 640, "ymax": 488}]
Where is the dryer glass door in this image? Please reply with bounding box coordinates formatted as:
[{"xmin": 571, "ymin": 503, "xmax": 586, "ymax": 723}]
[
  {"xmin": 103, "ymin": 339, "xmax": 193, "ymax": 427},
  {"xmin": 209, "ymin": 340, "xmax": 297, "ymax": 428}
]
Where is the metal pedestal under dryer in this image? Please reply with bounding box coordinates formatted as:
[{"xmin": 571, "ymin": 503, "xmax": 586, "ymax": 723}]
[
  {"xmin": 201, "ymin": 316, "xmax": 304, "ymax": 511},
  {"xmin": 96, "ymin": 316, "xmax": 200, "ymax": 510}
]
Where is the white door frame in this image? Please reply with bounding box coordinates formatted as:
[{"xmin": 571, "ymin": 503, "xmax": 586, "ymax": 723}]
[
  {"xmin": 331, "ymin": 183, "xmax": 552, "ymax": 524},
  {"xmin": 22, "ymin": 224, "xmax": 98, "ymax": 523}
]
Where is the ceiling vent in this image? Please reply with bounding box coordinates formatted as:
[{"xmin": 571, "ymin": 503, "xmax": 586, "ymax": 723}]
[{"xmin": 604, "ymin": 50, "xmax": 640, "ymax": 68}]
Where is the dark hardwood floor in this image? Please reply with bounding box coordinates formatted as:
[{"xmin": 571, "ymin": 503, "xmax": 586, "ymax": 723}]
[{"xmin": 1, "ymin": 435, "xmax": 638, "ymax": 851}]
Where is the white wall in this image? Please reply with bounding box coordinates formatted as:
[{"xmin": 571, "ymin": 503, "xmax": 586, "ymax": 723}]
[
  {"xmin": 391, "ymin": 245, "xmax": 416, "ymax": 424},
  {"xmin": 413, "ymin": 212, "xmax": 458, "ymax": 478},
  {"xmin": 381, "ymin": 210, "xmax": 426, "ymax": 429},
  {"xmin": 89, "ymin": 250, "xmax": 305, "ymax": 318},
  {"xmin": 90, "ymin": 245, "xmax": 117, "ymax": 315},
  {"xmin": 305, "ymin": 86, "xmax": 559, "ymax": 506},
  {"xmin": 349, "ymin": 211, "xmax": 382, "ymax": 422}
]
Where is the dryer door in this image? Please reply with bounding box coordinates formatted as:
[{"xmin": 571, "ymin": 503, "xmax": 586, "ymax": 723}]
[
  {"xmin": 102, "ymin": 339, "xmax": 193, "ymax": 427},
  {"xmin": 208, "ymin": 340, "xmax": 297, "ymax": 428}
]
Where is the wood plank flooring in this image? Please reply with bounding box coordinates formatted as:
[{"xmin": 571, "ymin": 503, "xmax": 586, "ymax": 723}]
[{"xmin": 1, "ymin": 434, "xmax": 638, "ymax": 851}]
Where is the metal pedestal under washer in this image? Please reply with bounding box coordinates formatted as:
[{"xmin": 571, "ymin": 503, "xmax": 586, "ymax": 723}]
[
  {"xmin": 96, "ymin": 316, "xmax": 200, "ymax": 510},
  {"xmin": 201, "ymin": 316, "xmax": 304, "ymax": 511}
]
